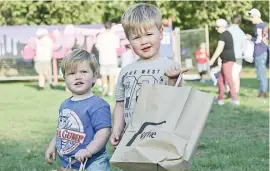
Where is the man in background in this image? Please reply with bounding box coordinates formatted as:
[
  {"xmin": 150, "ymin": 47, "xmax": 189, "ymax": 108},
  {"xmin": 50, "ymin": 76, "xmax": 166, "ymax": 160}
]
[
  {"xmin": 96, "ymin": 21, "xmax": 120, "ymax": 96},
  {"xmin": 35, "ymin": 28, "xmax": 54, "ymax": 90},
  {"xmin": 246, "ymin": 8, "xmax": 268, "ymax": 98}
]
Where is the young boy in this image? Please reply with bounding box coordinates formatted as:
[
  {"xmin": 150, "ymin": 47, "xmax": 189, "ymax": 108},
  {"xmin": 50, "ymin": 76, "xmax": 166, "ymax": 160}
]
[
  {"xmin": 45, "ymin": 49, "xmax": 111, "ymax": 171},
  {"xmin": 195, "ymin": 42, "xmax": 209, "ymax": 83},
  {"xmin": 110, "ymin": 3, "xmax": 187, "ymax": 149}
]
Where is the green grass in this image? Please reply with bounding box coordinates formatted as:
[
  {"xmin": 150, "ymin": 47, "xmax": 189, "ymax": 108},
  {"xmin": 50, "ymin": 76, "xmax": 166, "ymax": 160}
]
[{"xmin": 0, "ymin": 78, "xmax": 268, "ymax": 171}]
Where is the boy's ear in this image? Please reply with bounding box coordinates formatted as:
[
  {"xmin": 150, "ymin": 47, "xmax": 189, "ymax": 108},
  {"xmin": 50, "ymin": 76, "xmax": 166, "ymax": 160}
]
[
  {"xmin": 160, "ymin": 26, "xmax": 164, "ymax": 40},
  {"xmin": 92, "ymin": 72, "xmax": 98, "ymax": 83}
]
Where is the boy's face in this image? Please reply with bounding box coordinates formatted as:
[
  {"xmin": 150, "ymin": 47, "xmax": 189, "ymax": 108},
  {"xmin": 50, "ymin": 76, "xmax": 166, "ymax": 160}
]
[
  {"xmin": 65, "ymin": 60, "xmax": 97, "ymax": 95},
  {"xmin": 128, "ymin": 25, "xmax": 163, "ymax": 60}
]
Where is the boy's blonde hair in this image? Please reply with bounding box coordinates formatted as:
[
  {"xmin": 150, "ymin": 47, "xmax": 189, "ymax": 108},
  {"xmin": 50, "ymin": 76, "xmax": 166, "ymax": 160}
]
[
  {"xmin": 61, "ymin": 48, "xmax": 99, "ymax": 77},
  {"xmin": 121, "ymin": 3, "xmax": 162, "ymax": 39}
]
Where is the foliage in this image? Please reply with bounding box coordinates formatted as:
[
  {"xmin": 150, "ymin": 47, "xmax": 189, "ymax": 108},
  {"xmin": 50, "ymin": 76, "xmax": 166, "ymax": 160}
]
[
  {"xmin": 0, "ymin": 0, "xmax": 268, "ymax": 53},
  {"xmin": 1, "ymin": 1, "xmax": 268, "ymax": 27}
]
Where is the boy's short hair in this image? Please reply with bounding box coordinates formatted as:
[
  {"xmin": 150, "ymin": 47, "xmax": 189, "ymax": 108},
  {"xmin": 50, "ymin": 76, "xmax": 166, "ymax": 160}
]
[
  {"xmin": 121, "ymin": 3, "xmax": 162, "ymax": 38},
  {"xmin": 231, "ymin": 14, "xmax": 242, "ymax": 25},
  {"xmin": 200, "ymin": 42, "xmax": 206, "ymax": 48},
  {"xmin": 61, "ymin": 48, "xmax": 99, "ymax": 78}
]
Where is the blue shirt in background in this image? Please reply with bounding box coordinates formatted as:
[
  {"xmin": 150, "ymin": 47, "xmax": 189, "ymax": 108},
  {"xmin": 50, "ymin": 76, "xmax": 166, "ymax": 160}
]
[
  {"xmin": 160, "ymin": 26, "xmax": 174, "ymax": 59},
  {"xmin": 56, "ymin": 95, "xmax": 111, "ymax": 170},
  {"xmin": 251, "ymin": 22, "xmax": 268, "ymax": 57}
]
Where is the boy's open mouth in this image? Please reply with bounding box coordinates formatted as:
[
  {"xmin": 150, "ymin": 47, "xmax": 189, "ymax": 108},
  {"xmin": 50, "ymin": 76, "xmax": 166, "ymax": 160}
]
[
  {"xmin": 141, "ymin": 46, "xmax": 151, "ymax": 52},
  {"xmin": 75, "ymin": 82, "xmax": 84, "ymax": 85}
]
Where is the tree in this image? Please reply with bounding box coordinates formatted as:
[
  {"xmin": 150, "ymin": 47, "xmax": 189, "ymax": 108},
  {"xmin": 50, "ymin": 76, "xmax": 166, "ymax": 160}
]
[{"xmin": 0, "ymin": 0, "xmax": 268, "ymax": 53}]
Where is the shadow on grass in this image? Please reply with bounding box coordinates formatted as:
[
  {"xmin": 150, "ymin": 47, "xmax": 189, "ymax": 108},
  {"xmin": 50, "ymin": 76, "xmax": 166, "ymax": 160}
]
[
  {"xmin": 24, "ymin": 83, "xmax": 67, "ymax": 91},
  {"xmin": 24, "ymin": 83, "xmax": 40, "ymax": 90},
  {"xmin": 187, "ymin": 77, "xmax": 263, "ymax": 91}
]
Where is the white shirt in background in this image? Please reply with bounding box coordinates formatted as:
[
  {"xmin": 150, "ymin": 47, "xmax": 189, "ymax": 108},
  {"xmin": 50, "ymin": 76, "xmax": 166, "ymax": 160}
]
[
  {"xmin": 96, "ymin": 31, "xmax": 120, "ymax": 66},
  {"xmin": 35, "ymin": 36, "xmax": 53, "ymax": 61}
]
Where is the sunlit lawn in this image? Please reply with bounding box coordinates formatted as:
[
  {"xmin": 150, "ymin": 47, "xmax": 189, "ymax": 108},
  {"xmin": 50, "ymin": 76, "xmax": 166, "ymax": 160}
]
[{"xmin": 0, "ymin": 77, "xmax": 268, "ymax": 171}]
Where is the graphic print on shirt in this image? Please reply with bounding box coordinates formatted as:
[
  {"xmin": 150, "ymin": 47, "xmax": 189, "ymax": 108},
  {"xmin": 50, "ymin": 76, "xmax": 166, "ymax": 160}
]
[
  {"xmin": 56, "ymin": 108, "xmax": 86, "ymax": 156},
  {"xmin": 256, "ymin": 28, "xmax": 263, "ymax": 44},
  {"xmin": 122, "ymin": 69, "xmax": 164, "ymax": 123}
]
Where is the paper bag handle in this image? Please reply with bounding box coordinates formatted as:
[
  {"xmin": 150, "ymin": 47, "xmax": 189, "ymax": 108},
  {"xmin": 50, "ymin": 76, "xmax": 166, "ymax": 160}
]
[
  {"xmin": 174, "ymin": 73, "xmax": 183, "ymax": 87},
  {"xmin": 64, "ymin": 156, "xmax": 88, "ymax": 171}
]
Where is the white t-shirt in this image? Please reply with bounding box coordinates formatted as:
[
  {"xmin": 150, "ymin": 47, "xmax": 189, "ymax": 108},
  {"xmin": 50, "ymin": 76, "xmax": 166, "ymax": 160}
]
[
  {"xmin": 35, "ymin": 36, "xmax": 53, "ymax": 62},
  {"xmin": 96, "ymin": 31, "xmax": 120, "ymax": 66},
  {"xmin": 121, "ymin": 49, "xmax": 138, "ymax": 68},
  {"xmin": 115, "ymin": 57, "xmax": 178, "ymax": 125}
]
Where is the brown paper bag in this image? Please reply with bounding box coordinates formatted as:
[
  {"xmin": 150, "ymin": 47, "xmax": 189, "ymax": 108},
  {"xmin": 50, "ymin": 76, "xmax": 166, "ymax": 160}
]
[{"xmin": 110, "ymin": 84, "xmax": 214, "ymax": 171}]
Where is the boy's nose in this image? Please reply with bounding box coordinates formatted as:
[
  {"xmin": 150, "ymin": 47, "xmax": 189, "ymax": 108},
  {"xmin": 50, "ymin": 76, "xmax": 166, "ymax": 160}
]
[
  {"xmin": 75, "ymin": 73, "xmax": 82, "ymax": 79},
  {"xmin": 140, "ymin": 37, "xmax": 148, "ymax": 45}
]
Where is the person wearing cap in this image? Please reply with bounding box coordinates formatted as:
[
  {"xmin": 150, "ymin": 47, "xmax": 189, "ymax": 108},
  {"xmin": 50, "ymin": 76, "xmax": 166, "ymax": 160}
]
[
  {"xmin": 35, "ymin": 28, "xmax": 54, "ymax": 90},
  {"xmin": 246, "ymin": 8, "xmax": 268, "ymax": 98},
  {"xmin": 227, "ymin": 14, "xmax": 246, "ymax": 96},
  {"xmin": 209, "ymin": 18, "xmax": 239, "ymax": 106}
]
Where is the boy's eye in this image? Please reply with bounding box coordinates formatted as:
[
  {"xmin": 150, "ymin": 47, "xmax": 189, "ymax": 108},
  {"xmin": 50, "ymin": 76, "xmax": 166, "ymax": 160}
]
[
  {"xmin": 132, "ymin": 37, "xmax": 139, "ymax": 40},
  {"xmin": 81, "ymin": 70, "xmax": 88, "ymax": 73},
  {"xmin": 147, "ymin": 33, "xmax": 153, "ymax": 36},
  {"xmin": 68, "ymin": 72, "xmax": 75, "ymax": 75}
]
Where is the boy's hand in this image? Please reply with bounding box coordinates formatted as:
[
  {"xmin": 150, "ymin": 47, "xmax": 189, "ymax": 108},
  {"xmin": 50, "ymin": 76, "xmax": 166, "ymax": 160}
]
[
  {"xmin": 45, "ymin": 145, "xmax": 56, "ymax": 164},
  {"xmin": 165, "ymin": 65, "xmax": 188, "ymax": 79},
  {"xmin": 74, "ymin": 149, "xmax": 92, "ymax": 163},
  {"xmin": 110, "ymin": 131, "xmax": 122, "ymax": 149}
]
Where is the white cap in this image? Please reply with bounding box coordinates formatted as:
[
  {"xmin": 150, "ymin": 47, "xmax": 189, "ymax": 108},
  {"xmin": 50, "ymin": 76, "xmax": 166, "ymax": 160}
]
[
  {"xmin": 248, "ymin": 8, "xmax": 261, "ymax": 17},
  {"xmin": 36, "ymin": 28, "xmax": 48, "ymax": 36},
  {"xmin": 216, "ymin": 18, "xmax": 228, "ymax": 27}
]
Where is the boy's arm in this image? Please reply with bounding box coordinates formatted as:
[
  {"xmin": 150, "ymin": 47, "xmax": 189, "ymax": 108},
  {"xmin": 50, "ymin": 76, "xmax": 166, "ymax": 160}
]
[
  {"xmin": 45, "ymin": 136, "xmax": 56, "ymax": 164},
  {"xmin": 86, "ymin": 127, "xmax": 111, "ymax": 155},
  {"xmin": 195, "ymin": 51, "xmax": 200, "ymax": 59},
  {"xmin": 48, "ymin": 136, "xmax": 56, "ymax": 147},
  {"xmin": 112, "ymin": 101, "xmax": 125, "ymax": 136}
]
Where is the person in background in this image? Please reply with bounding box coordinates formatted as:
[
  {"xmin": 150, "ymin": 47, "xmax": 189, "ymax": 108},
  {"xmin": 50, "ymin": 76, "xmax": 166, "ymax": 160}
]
[
  {"xmin": 34, "ymin": 28, "xmax": 55, "ymax": 90},
  {"xmin": 121, "ymin": 39, "xmax": 138, "ymax": 68},
  {"xmin": 227, "ymin": 14, "xmax": 246, "ymax": 96},
  {"xmin": 96, "ymin": 21, "xmax": 120, "ymax": 97},
  {"xmin": 246, "ymin": 8, "xmax": 268, "ymax": 98},
  {"xmin": 160, "ymin": 18, "xmax": 177, "ymax": 61},
  {"xmin": 209, "ymin": 19, "xmax": 239, "ymax": 106},
  {"xmin": 195, "ymin": 42, "xmax": 209, "ymax": 83}
]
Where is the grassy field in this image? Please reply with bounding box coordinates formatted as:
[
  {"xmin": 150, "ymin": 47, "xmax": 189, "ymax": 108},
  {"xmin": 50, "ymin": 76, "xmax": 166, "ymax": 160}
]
[{"xmin": 0, "ymin": 77, "xmax": 268, "ymax": 171}]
